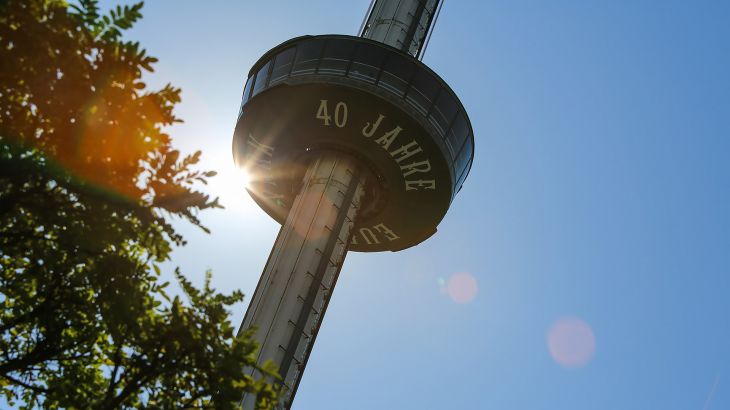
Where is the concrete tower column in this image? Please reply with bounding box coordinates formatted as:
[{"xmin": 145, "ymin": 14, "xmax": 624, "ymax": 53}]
[
  {"xmin": 361, "ymin": 0, "xmax": 441, "ymax": 58},
  {"xmin": 239, "ymin": 153, "xmax": 365, "ymax": 409}
]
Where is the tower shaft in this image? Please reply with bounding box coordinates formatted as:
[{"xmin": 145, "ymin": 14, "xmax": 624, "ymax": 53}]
[
  {"xmin": 361, "ymin": 0, "xmax": 441, "ymax": 58},
  {"xmin": 240, "ymin": 154, "xmax": 365, "ymax": 409}
]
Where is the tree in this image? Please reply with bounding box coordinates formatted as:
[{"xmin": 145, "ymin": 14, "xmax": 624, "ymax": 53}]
[{"xmin": 0, "ymin": 1, "xmax": 278, "ymax": 408}]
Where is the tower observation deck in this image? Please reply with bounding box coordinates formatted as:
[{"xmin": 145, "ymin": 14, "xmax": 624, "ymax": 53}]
[{"xmin": 233, "ymin": 1, "xmax": 473, "ymax": 408}]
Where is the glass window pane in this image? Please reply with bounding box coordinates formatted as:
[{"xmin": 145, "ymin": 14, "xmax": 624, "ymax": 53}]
[
  {"xmin": 270, "ymin": 47, "xmax": 296, "ymax": 85},
  {"xmin": 318, "ymin": 39, "xmax": 353, "ymax": 75},
  {"xmin": 406, "ymin": 69, "xmax": 439, "ymax": 115},
  {"xmin": 445, "ymin": 131, "xmax": 457, "ymax": 158},
  {"xmin": 383, "ymin": 53, "xmax": 413, "ymax": 79},
  {"xmin": 241, "ymin": 75, "xmax": 253, "ymax": 105},
  {"xmin": 456, "ymin": 157, "xmax": 472, "ymax": 191},
  {"xmin": 251, "ymin": 60, "xmax": 272, "ymax": 97},
  {"xmin": 455, "ymin": 133, "xmax": 473, "ymax": 176},
  {"xmin": 446, "ymin": 113, "xmax": 468, "ymax": 159},
  {"xmin": 348, "ymin": 44, "xmax": 386, "ymax": 83},
  {"xmin": 349, "ymin": 61, "xmax": 379, "ymax": 83},
  {"xmin": 292, "ymin": 39, "xmax": 324, "ymax": 76},
  {"xmin": 378, "ymin": 54, "xmax": 414, "ymax": 97},
  {"xmin": 451, "ymin": 113, "xmax": 469, "ymax": 143},
  {"xmin": 429, "ymin": 91, "xmax": 458, "ymax": 136},
  {"xmin": 379, "ymin": 72, "xmax": 408, "ymax": 97}
]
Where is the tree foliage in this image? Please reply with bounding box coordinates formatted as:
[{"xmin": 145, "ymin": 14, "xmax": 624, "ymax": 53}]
[{"xmin": 0, "ymin": 1, "xmax": 278, "ymax": 408}]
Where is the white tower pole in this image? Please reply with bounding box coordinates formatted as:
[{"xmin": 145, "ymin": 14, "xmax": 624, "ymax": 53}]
[{"xmin": 240, "ymin": 154, "xmax": 365, "ymax": 409}]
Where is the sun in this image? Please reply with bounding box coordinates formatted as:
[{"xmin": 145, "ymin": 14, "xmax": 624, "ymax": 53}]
[
  {"xmin": 237, "ymin": 167, "xmax": 251, "ymax": 188},
  {"xmin": 209, "ymin": 164, "xmax": 256, "ymax": 213}
]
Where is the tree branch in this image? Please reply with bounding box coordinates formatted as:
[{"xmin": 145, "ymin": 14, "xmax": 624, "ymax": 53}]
[{"xmin": 0, "ymin": 372, "xmax": 50, "ymax": 394}]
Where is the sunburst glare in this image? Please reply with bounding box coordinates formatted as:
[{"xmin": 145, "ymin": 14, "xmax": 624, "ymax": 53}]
[{"xmin": 208, "ymin": 163, "xmax": 255, "ymax": 213}]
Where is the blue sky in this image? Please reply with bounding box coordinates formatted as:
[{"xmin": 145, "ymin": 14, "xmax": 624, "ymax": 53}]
[{"xmin": 113, "ymin": 1, "xmax": 729, "ymax": 408}]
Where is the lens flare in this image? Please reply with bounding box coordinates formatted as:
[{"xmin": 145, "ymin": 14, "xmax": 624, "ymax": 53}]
[
  {"xmin": 547, "ymin": 317, "xmax": 596, "ymax": 368},
  {"xmin": 444, "ymin": 272, "xmax": 478, "ymax": 304},
  {"xmin": 238, "ymin": 167, "xmax": 251, "ymax": 188},
  {"xmin": 206, "ymin": 164, "xmax": 256, "ymax": 213}
]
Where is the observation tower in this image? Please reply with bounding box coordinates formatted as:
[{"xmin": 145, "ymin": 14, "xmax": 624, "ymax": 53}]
[{"xmin": 233, "ymin": 1, "xmax": 473, "ymax": 408}]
